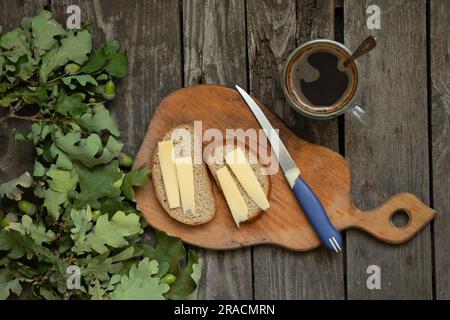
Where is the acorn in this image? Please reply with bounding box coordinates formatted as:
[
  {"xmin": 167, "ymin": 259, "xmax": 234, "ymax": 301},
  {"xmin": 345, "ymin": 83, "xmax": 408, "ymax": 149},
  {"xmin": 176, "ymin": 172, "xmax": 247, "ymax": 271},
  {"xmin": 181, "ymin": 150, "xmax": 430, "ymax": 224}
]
[
  {"xmin": 162, "ymin": 274, "xmax": 176, "ymax": 285},
  {"xmin": 64, "ymin": 63, "xmax": 81, "ymax": 75},
  {"xmin": 118, "ymin": 152, "xmax": 133, "ymax": 167},
  {"xmin": 18, "ymin": 200, "xmax": 37, "ymax": 216},
  {"xmin": 1, "ymin": 212, "xmax": 18, "ymax": 228},
  {"xmin": 103, "ymin": 80, "xmax": 116, "ymax": 100},
  {"xmin": 0, "ymin": 218, "xmax": 9, "ymax": 228}
]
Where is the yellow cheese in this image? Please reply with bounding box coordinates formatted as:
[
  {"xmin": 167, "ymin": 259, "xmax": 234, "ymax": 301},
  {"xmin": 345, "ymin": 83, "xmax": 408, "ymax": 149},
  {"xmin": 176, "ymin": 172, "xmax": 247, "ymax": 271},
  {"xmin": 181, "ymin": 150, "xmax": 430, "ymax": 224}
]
[
  {"xmin": 175, "ymin": 156, "xmax": 195, "ymax": 215},
  {"xmin": 225, "ymin": 147, "xmax": 270, "ymax": 210},
  {"xmin": 158, "ymin": 140, "xmax": 180, "ymax": 209},
  {"xmin": 216, "ymin": 166, "xmax": 248, "ymax": 227}
]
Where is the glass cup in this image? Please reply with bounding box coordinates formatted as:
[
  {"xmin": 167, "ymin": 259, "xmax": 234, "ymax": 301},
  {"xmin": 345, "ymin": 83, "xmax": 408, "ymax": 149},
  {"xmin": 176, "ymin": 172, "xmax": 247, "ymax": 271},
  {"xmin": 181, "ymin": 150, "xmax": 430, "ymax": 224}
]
[{"xmin": 282, "ymin": 39, "xmax": 370, "ymax": 126}]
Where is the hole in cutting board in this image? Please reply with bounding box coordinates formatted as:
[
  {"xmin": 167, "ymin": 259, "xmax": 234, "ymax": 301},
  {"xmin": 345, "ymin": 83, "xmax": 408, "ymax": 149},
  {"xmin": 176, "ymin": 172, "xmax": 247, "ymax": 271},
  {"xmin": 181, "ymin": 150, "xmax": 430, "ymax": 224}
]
[{"xmin": 391, "ymin": 210, "xmax": 410, "ymax": 228}]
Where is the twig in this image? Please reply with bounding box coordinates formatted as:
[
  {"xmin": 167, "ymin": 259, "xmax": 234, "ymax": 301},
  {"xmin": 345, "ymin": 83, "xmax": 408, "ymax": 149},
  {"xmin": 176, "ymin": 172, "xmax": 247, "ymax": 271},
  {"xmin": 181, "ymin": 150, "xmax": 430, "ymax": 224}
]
[
  {"xmin": 47, "ymin": 72, "xmax": 68, "ymax": 85},
  {"xmin": 0, "ymin": 100, "xmax": 72, "ymax": 125},
  {"xmin": 9, "ymin": 114, "xmax": 44, "ymax": 122},
  {"xmin": 87, "ymin": 100, "xmax": 106, "ymax": 106},
  {"xmin": 0, "ymin": 100, "xmax": 23, "ymax": 126}
]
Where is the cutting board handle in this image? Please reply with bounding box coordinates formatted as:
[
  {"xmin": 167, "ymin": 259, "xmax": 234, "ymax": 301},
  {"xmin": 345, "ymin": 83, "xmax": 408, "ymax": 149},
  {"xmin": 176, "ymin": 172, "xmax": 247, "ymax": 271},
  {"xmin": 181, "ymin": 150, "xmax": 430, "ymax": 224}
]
[{"xmin": 347, "ymin": 193, "xmax": 435, "ymax": 244}]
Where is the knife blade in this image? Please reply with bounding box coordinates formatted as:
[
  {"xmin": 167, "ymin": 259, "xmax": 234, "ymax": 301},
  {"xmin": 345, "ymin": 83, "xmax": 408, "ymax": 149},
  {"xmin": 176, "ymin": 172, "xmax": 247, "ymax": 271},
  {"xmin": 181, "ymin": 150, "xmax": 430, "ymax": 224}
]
[{"xmin": 235, "ymin": 85, "xmax": 343, "ymax": 253}]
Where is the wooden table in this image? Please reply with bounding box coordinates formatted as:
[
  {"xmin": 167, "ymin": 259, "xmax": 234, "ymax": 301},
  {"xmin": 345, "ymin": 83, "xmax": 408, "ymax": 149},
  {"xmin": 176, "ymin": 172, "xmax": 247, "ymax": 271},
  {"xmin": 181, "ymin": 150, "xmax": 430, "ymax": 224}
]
[{"xmin": 1, "ymin": 0, "xmax": 448, "ymax": 300}]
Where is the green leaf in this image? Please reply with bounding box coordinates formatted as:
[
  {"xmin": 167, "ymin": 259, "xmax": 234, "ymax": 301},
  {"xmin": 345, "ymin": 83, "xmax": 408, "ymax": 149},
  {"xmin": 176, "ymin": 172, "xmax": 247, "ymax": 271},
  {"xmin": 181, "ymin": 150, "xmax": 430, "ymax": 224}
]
[
  {"xmin": 75, "ymin": 105, "xmax": 119, "ymax": 136},
  {"xmin": 0, "ymin": 93, "xmax": 18, "ymax": 107},
  {"xmin": 110, "ymin": 258, "xmax": 169, "ymax": 300},
  {"xmin": 120, "ymin": 166, "xmax": 149, "ymax": 201},
  {"xmin": 80, "ymin": 48, "xmax": 106, "ymax": 73},
  {"xmin": 0, "ymin": 229, "xmax": 34, "ymax": 259},
  {"xmin": 79, "ymin": 253, "xmax": 122, "ymax": 283},
  {"xmin": 17, "ymin": 56, "xmax": 39, "ymax": 81},
  {"xmin": 43, "ymin": 188, "xmax": 66, "ymax": 220},
  {"xmin": 17, "ymin": 86, "xmax": 49, "ymax": 105},
  {"xmin": 0, "ymin": 172, "xmax": 33, "ymax": 200},
  {"xmin": 46, "ymin": 165, "xmax": 78, "ymax": 193},
  {"xmin": 88, "ymin": 280, "xmax": 106, "ymax": 300},
  {"xmin": 13, "ymin": 128, "xmax": 27, "ymax": 141},
  {"xmin": 33, "ymin": 161, "xmax": 46, "ymax": 177},
  {"xmin": 70, "ymin": 207, "xmax": 93, "ymax": 254},
  {"xmin": 185, "ymin": 257, "xmax": 203, "ymax": 300},
  {"xmin": 104, "ymin": 51, "xmax": 128, "ymax": 78},
  {"xmin": 43, "ymin": 165, "xmax": 78, "ymax": 220},
  {"xmin": 103, "ymin": 40, "xmax": 120, "ymax": 56},
  {"xmin": 0, "ymin": 269, "xmax": 24, "ymax": 300},
  {"xmin": 142, "ymin": 230, "xmax": 186, "ymax": 274},
  {"xmin": 0, "ymin": 28, "xmax": 31, "ymax": 63},
  {"xmin": 39, "ymin": 287, "xmax": 60, "ymax": 300},
  {"xmin": 72, "ymin": 161, "xmax": 122, "ymax": 209},
  {"xmin": 54, "ymin": 131, "xmax": 123, "ymax": 168},
  {"xmin": 49, "ymin": 144, "xmax": 72, "ymax": 170},
  {"xmin": 98, "ymin": 198, "xmax": 138, "ymax": 216},
  {"xmin": 8, "ymin": 215, "xmax": 56, "ymax": 246},
  {"xmin": 30, "ymin": 10, "xmax": 66, "ymax": 55},
  {"xmin": 81, "ymin": 40, "xmax": 127, "ymax": 78},
  {"xmin": 75, "ymin": 211, "xmax": 141, "ymax": 254},
  {"xmin": 111, "ymin": 247, "xmax": 134, "ymax": 263},
  {"xmin": 40, "ymin": 30, "xmax": 92, "ymax": 82},
  {"xmin": 62, "ymin": 74, "xmax": 98, "ymax": 88},
  {"xmin": 165, "ymin": 250, "xmax": 201, "ymax": 300},
  {"xmin": 54, "ymin": 92, "xmax": 87, "ymax": 116}
]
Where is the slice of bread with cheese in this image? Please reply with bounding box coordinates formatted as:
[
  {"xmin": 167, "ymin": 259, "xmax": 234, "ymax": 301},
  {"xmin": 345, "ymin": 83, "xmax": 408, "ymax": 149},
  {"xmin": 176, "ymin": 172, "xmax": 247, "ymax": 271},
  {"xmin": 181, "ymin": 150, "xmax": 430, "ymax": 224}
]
[
  {"xmin": 206, "ymin": 145, "xmax": 270, "ymax": 226},
  {"xmin": 151, "ymin": 124, "xmax": 215, "ymax": 225}
]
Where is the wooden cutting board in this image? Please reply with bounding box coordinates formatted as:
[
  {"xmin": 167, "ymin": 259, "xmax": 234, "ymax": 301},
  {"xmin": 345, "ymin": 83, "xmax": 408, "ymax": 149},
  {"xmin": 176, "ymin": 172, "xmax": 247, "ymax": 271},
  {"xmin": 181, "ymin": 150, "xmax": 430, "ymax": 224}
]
[{"xmin": 134, "ymin": 85, "xmax": 435, "ymax": 251}]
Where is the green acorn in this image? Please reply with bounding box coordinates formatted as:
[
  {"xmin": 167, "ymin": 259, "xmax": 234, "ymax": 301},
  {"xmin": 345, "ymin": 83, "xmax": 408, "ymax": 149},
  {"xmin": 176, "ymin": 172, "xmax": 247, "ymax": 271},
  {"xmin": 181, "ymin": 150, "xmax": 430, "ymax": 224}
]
[
  {"xmin": 0, "ymin": 218, "xmax": 9, "ymax": 228},
  {"xmin": 1, "ymin": 213, "xmax": 18, "ymax": 228},
  {"xmin": 64, "ymin": 63, "xmax": 81, "ymax": 75},
  {"xmin": 103, "ymin": 80, "xmax": 116, "ymax": 100},
  {"xmin": 118, "ymin": 152, "xmax": 133, "ymax": 167},
  {"xmin": 162, "ymin": 274, "xmax": 176, "ymax": 285},
  {"xmin": 18, "ymin": 200, "xmax": 37, "ymax": 216}
]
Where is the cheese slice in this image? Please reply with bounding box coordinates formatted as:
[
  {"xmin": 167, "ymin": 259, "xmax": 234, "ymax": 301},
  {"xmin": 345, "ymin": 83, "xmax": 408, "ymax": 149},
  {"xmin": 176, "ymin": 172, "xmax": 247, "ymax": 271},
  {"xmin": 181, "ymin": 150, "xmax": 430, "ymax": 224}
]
[
  {"xmin": 225, "ymin": 147, "xmax": 270, "ymax": 210},
  {"xmin": 158, "ymin": 140, "xmax": 180, "ymax": 209},
  {"xmin": 175, "ymin": 156, "xmax": 195, "ymax": 215},
  {"xmin": 216, "ymin": 166, "xmax": 248, "ymax": 227}
]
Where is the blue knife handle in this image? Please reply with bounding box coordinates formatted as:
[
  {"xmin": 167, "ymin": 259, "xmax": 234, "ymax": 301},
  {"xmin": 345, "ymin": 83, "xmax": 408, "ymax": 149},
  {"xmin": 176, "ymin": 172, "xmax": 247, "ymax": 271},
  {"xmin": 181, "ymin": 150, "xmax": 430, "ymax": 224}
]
[{"xmin": 293, "ymin": 176, "xmax": 343, "ymax": 252}]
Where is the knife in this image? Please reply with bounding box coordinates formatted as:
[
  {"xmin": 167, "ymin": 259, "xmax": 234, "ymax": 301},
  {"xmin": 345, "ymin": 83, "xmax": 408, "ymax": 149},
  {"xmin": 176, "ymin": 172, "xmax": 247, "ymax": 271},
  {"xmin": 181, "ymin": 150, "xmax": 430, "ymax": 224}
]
[{"xmin": 235, "ymin": 85, "xmax": 343, "ymax": 253}]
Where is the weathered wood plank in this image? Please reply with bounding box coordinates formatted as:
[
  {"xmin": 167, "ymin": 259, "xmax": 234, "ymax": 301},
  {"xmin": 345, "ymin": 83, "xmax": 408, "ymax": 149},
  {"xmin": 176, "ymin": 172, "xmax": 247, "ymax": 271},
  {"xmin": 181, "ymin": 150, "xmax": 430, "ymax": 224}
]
[
  {"xmin": 0, "ymin": 0, "xmax": 47, "ymax": 183},
  {"xmin": 431, "ymin": 0, "xmax": 450, "ymax": 300},
  {"xmin": 183, "ymin": 0, "xmax": 252, "ymax": 299},
  {"xmin": 247, "ymin": 0, "xmax": 345, "ymax": 299},
  {"xmin": 52, "ymin": 0, "xmax": 183, "ymax": 157},
  {"xmin": 344, "ymin": 0, "xmax": 432, "ymax": 299}
]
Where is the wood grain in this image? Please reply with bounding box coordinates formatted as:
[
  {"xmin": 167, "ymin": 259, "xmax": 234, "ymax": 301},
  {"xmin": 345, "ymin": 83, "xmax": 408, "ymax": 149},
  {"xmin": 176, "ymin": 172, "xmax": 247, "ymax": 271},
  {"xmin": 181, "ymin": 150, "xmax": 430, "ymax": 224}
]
[
  {"xmin": 134, "ymin": 85, "xmax": 434, "ymax": 250},
  {"xmin": 0, "ymin": 0, "xmax": 47, "ymax": 184},
  {"xmin": 430, "ymin": 0, "xmax": 450, "ymax": 300},
  {"xmin": 182, "ymin": 0, "xmax": 252, "ymax": 299},
  {"xmin": 247, "ymin": 0, "xmax": 344, "ymax": 299},
  {"xmin": 344, "ymin": 0, "xmax": 433, "ymax": 299}
]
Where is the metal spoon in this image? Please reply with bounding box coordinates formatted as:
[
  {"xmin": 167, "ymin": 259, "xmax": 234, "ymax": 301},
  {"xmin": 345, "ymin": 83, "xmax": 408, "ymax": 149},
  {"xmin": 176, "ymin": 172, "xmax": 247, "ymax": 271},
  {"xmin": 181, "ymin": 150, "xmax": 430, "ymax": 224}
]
[{"xmin": 343, "ymin": 35, "xmax": 377, "ymax": 67}]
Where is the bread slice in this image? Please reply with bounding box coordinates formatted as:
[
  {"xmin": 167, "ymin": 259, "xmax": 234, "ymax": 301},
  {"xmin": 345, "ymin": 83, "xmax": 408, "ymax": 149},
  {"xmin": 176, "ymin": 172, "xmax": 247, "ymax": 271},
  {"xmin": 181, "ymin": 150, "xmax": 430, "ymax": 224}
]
[
  {"xmin": 151, "ymin": 124, "xmax": 216, "ymax": 225},
  {"xmin": 206, "ymin": 144, "xmax": 270, "ymax": 223}
]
